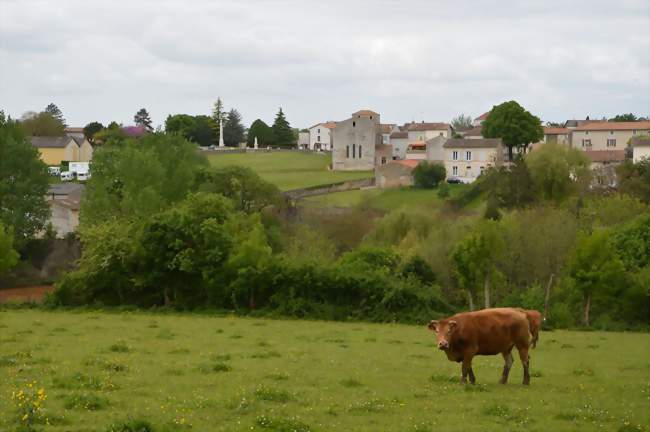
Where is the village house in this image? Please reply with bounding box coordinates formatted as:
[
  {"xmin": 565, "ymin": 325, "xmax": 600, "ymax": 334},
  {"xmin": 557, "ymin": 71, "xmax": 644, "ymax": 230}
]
[
  {"xmin": 631, "ymin": 137, "xmax": 650, "ymax": 163},
  {"xmin": 332, "ymin": 110, "xmax": 383, "ymax": 171},
  {"xmin": 389, "ymin": 131, "xmax": 408, "ymax": 159},
  {"xmin": 64, "ymin": 127, "xmax": 85, "ymax": 139},
  {"xmin": 404, "ymin": 122, "xmax": 452, "ymax": 161},
  {"xmin": 47, "ymin": 183, "xmax": 85, "ymax": 237},
  {"xmin": 443, "ymin": 138, "xmax": 503, "ymax": 183},
  {"xmin": 308, "ymin": 121, "xmax": 337, "ymax": 151},
  {"xmin": 425, "ymin": 135, "xmax": 447, "ymax": 162},
  {"xmin": 380, "ymin": 124, "xmax": 397, "ymax": 145},
  {"xmin": 31, "ymin": 136, "xmax": 93, "ymax": 166},
  {"xmin": 375, "ymin": 159, "xmax": 419, "ymax": 188},
  {"xmin": 298, "ymin": 131, "xmax": 310, "ymax": 150},
  {"xmin": 571, "ymin": 121, "xmax": 650, "ymax": 151}
]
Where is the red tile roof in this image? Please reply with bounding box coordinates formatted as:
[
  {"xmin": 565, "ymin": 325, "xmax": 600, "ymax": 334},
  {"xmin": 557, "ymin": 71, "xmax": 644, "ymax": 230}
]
[
  {"xmin": 585, "ymin": 150, "xmax": 626, "ymax": 163},
  {"xmin": 390, "ymin": 131, "xmax": 408, "ymax": 139},
  {"xmin": 352, "ymin": 109, "xmax": 379, "ymax": 117},
  {"xmin": 476, "ymin": 111, "xmax": 490, "ymax": 121},
  {"xmin": 544, "ymin": 127, "xmax": 571, "ymax": 134},
  {"xmin": 574, "ymin": 121, "xmax": 650, "ymax": 131},
  {"xmin": 380, "ymin": 123, "xmax": 395, "ymax": 134},
  {"xmin": 462, "ymin": 126, "xmax": 483, "ymax": 136},
  {"xmin": 406, "ymin": 122, "xmax": 450, "ymax": 131},
  {"xmin": 395, "ymin": 159, "xmax": 420, "ymax": 168}
]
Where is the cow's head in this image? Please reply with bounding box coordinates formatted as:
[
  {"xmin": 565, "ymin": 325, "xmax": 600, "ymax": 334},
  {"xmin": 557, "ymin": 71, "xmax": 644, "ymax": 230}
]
[{"xmin": 427, "ymin": 319, "xmax": 458, "ymax": 351}]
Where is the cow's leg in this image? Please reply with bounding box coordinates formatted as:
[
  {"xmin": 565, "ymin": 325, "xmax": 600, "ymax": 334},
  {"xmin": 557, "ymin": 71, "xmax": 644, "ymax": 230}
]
[
  {"xmin": 499, "ymin": 351, "xmax": 514, "ymax": 384},
  {"xmin": 461, "ymin": 356, "xmax": 475, "ymax": 385},
  {"xmin": 517, "ymin": 346, "xmax": 531, "ymax": 385}
]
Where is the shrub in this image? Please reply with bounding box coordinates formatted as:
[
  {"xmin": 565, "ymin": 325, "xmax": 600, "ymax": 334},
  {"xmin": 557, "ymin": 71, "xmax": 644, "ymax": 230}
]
[{"xmin": 413, "ymin": 162, "xmax": 446, "ymax": 189}]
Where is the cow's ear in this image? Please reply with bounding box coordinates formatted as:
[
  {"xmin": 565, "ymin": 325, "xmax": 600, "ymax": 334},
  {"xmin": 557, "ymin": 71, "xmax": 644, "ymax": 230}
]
[
  {"xmin": 448, "ymin": 320, "xmax": 458, "ymax": 332},
  {"xmin": 427, "ymin": 320, "xmax": 438, "ymax": 332}
]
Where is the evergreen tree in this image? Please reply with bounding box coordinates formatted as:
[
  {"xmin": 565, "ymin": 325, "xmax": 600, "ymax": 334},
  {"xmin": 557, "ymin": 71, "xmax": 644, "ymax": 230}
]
[
  {"xmin": 223, "ymin": 109, "xmax": 245, "ymax": 147},
  {"xmin": 134, "ymin": 108, "xmax": 153, "ymax": 132},
  {"xmin": 44, "ymin": 103, "xmax": 66, "ymax": 127},
  {"xmin": 211, "ymin": 97, "xmax": 225, "ymax": 144},
  {"xmin": 247, "ymin": 119, "xmax": 275, "ymax": 147},
  {"xmin": 272, "ymin": 107, "xmax": 294, "ymax": 148}
]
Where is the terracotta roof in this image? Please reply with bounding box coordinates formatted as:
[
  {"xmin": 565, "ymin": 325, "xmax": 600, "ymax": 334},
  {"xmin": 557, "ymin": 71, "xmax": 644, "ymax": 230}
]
[
  {"xmin": 574, "ymin": 121, "xmax": 650, "ymax": 131},
  {"xmin": 352, "ymin": 109, "xmax": 379, "ymax": 117},
  {"xmin": 462, "ymin": 126, "xmax": 483, "ymax": 136},
  {"xmin": 544, "ymin": 127, "xmax": 571, "ymax": 135},
  {"xmin": 309, "ymin": 121, "xmax": 337, "ymax": 130},
  {"xmin": 476, "ymin": 111, "xmax": 490, "ymax": 121},
  {"xmin": 31, "ymin": 136, "xmax": 76, "ymax": 148},
  {"xmin": 406, "ymin": 122, "xmax": 450, "ymax": 132},
  {"xmin": 390, "ymin": 131, "xmax": 408, "ymax": 139},
  {"xmin": 585, "ymin": 150, "xmax": 626, "ymax": 163},
  {"xmin": 380, "ymin": 123, "xmax": 395, "ymax": 134},
  {"xmin": 443, "ymin": 138, "xmax": 502, "ymax": 148},
  {"xmin": 631, "ymin": 138, "xmax": 650, "ymax": 147},
  {"xmin": 395, "ymin": 159, "xmax": 420, "ymax": 168}
]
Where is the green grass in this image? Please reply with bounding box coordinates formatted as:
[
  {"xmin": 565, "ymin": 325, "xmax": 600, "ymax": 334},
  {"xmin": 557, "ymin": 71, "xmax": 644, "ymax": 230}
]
[
  {"xmin": 304, "ymin": 184, "xmax": 472, "ymax": 211},
  {"xmin": 1, "ymin": 309, "xmax": 649, "ymax": 431},
  {"xmin": 207, "ymin": 151, "xmax": 372, "ymax": 191}
]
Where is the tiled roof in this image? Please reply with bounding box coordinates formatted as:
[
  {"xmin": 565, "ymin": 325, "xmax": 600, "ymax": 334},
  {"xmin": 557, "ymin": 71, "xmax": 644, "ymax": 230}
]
[
  {"xmin": 574, "ymin": 121, "xmax": 650, "ymax": 131},
  {"xmin": 395, "ymin": 159, "xmax": 420, "ymax": 168},
  {"xmin": 443, "ymin": 138, "xmax": 502, "ymax": 148},
  {"xmin": 31, "ymin": 136, "xmax": 76, "ymax": 149},
  {"xmin": 380, "ymin": 123, "xmax": 395, "ymax": 134},
  {"xmin": 352, "ymin": 109, "xmax": 379, "ymax": 117},
  {"xmin": 406, "ymin": 122, "xmax": 450, "ymax": 131},
  {"xmin": 544, "ymin": 127, "xmax": 571, "ymax": 134},
  {"xmin": 476, "ymin": 111, "xmax": 490, "ymax": 121},
  {"xmin": 65, "ymin": 127, "xmax": 84, "ymax": 133},
  {"xmin": 462, "ymin": 126, "xmax": 483, "ymax": 136},
  {"xmin": 309, "ymin": 121, "xmax": 337, "ymax": 130},
  {"xmin": 585, "ymin": 150, "xmax": 626, "ymax": 163},
  {"xmin": 390, "ymin": 131, "xmax": 408, "ymax": 139}
]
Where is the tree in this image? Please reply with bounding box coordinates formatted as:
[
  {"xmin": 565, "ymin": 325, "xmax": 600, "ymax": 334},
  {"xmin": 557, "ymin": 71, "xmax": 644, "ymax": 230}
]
[
  {"xmin": 18, "ymin": 111, "xmax": 65, "ymax": 136},
  {"xmin": 247, "ymin": 119, "xmax": 275, "ymax": 147},
  {"xmin": 272, "ymin": 107, "xmax": 294, "ymax": 148},
  {"xmin": 165, "ymin": 114, "xmax": 197, "ymax": 139},
  {"xmin": 412, "ymin": 162, "xmax": 446, "ymax": 188},
  {"xmin": 525, "ymin": 143, "xmax": 591, "ymax": 202},
  {"xmin": 92, "ymin": 122, "xmax": 127, "ymax": 146},
  {"xmin": 482, "ymin": 101, "xmax": 544, "ymax": 161},
  {"xmin": 134, "ymin": 108, "xmax": 153, "ymax": 132},
  {"xmin": 616, "ymin": 159, "xmax": 650, "ymax": 204},
  {"xmin": 0, "ymin": 113, "xmax": 50, "ymax": 247},
  {"xmin": 211, "ymin": 97, "xmax": 225, "ymax": 143},
  {"xmin": 223, "ymin": 109, "xmax": 245, "ymax": 147},
  {"xmin": 190, "ymin": 115, "xmax": 216, "ymax": 147},
  {"xmin": 451, "ymin": 114, "xmax": 473, "ymax": 132},
  {"xmin": 567, "ymin": 229, "xmax": 624, "ymax": 326},
  {"xmin": 83, "ymin": 122, "xmax": 104, "ymax": 142},
  {"xmin": 44, "ymin": 103, "xmax": 66, "ymax": 127},
  {"xmin": 610, "ymin": 113, "xmax": 642, "ymax": 122},
  {"xmin": 0, "ymin": 223, "xmax": 19, "ymax": 275}
]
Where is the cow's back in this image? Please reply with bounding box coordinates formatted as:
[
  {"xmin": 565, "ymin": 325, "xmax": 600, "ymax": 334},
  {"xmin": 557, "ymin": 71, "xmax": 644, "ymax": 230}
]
[{"xmin": 453, "ymin": 308, "xmax": 531, "ymax": 355}]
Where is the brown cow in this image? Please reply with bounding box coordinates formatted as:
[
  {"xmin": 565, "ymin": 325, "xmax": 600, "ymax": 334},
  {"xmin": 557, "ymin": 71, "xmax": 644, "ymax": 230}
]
[
  {"xmin": 519, "ymin": 309, "xmax": 543, "ymax": 348},
  {"xmin": 427, "ymin": 307, "xmax": 532, "ymax": 385}
]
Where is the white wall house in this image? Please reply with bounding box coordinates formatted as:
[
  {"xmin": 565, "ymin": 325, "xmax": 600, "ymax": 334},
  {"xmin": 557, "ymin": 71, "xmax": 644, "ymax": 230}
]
[
  {"xmin": 443, "ymin": 138, "xmax": 503, "ymax": 183},
  {"xmin": 632, "ymin": 137, "xmax": 650, "ymax": 163},
  {"xmin": 406, "ymin": 122, "xmax": 452, "ymax": 143},
  {"xmin": 308, "ymin": 121, "xmax": 337, "ymax": 151},
  {"xmin": 571, "ymin": 121, "xmax": 650, "ymax": 151},
  {"xmin": 390, "ymin": 131, "xmax": 408, "ymax": 159}
]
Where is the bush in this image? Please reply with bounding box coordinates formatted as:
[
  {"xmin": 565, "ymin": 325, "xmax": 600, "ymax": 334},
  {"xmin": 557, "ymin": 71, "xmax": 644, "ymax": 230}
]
[{"xmin": 413, "ymin": 162, "xmax": 446, "ymax": 189}]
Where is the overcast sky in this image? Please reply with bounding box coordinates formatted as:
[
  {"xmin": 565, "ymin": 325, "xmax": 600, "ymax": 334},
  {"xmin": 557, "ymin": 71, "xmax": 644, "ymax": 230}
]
[{"xmin": 1, "ymin": 0, "xmax": 649, "ymax": 129}]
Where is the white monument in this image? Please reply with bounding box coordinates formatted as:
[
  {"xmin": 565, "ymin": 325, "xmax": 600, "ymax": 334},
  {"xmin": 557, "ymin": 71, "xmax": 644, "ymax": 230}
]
[
  {"xmin": 219, "ymin": 117, "xmax": 225, "ymax": 147},
  {"xmin": 254, "ymin": 136, "xmax": 258, "ymax": 149}
]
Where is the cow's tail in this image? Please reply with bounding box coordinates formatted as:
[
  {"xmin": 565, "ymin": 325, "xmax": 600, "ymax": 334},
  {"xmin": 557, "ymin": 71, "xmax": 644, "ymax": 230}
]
[{"xmin": 525, "ymin": 312, "xmax": 537, "ymax": 349}]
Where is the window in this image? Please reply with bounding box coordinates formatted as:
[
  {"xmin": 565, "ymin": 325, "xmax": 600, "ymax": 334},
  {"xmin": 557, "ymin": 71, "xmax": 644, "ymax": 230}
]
[
  {"xmin": 466, "ymin": 151, "xmax": 472, "ymax": 161},
  {"xmin": 353, "ymin": 121, "xmax": 356, "ymax": 127},
  {"xmin": 582, "ymin": 139, "xmax": 592, "ymax": 148},
  {"xmin": 633, "ymin": 130, "xmax": 637, "ymax": 135},
  {"xmin": 318, "ymin": 128, "xmax": 320, "ymax": 133},
  {"xmin": 346, "ymin": 145, "xmax": 349, "ymax": 158},
  {"xmin": 359, "ymin": 145, "xmax": 362, "ymax": 158},
  {"xmin": 607, "ymin": 139, "xmax": 617, "ymax": 147},
  {"xmin": 381, "ymin": 156, "xmax": 387, "ymax": 164},
  {"xmin": 439, "ymin": 132, "xmax": 443, "ymax": 136},
  {"xmin": 466, "ymin": 166, "xmax": 472, "ymax": 176},
  {"xmin": 452, "ymin": 150, "xmax": 458, "ymax": 160},
  {"xmin": 452, "ymin": 166, "xmax": 458, "ymax": 176},
  {"xmin": 586, "ymin": 131, "xmax": 589, "ymax": 135},
  {"xmin": 352, "ymin": 143, "xmax": 356, "ymax": 159},
  {"xmin": 317, "ymin": 135, "xmax": 321, "ymax": 141},
  {"xmin": 610, "ymin": 131, "xmax": 614, "ymax": 135}
]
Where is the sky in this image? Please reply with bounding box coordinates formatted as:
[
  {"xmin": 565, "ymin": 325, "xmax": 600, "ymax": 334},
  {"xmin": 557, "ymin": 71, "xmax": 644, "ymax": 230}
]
[{"xmin": 1, "ymin": 0, "xmax": 649, "ymax": 129}]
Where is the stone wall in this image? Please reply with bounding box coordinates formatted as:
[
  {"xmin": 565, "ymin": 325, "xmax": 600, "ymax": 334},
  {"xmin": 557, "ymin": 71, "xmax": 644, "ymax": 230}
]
[{"xmin": 283, "ymin": 178, "xmax": 375, "ymax": 200}]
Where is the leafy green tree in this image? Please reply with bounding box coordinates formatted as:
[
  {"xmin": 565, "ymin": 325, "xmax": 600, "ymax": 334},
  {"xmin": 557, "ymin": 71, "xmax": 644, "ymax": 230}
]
[
  {"xmin": 482, "ymin": 101, "xmax": 544, "ymax": 161},
  {"xmin": 81, "ymin": 133, "xmax": 208, "ymax": 226},
  {"xmin": 190, "ymin": 115, "xmax": 216, "ymax": 147},
  {"xmin": 567, "ymin": 229, "xmax": 624, "ymax": 326},
  {"xmin": 616, "ymin": 159, "xmax": 650, "ymax": 204},
  {"xmin": 0, "ymin": 223, "xmax": 19, "ymax": 274},
  {"xmin": 134, "ymin": 108, "xmax": 153, "ymax": 132},
  {"xmin": 223, "ymin": 109, "xmax": 245, "ymax": 147},
  {"xmin": 0, "ymin": 114, "xmax": 50, "ymax": 247},
  {"xmin": 18, "ymin": 111, "xmax": 65, "ymax": 136},
  {"xmin": 92, "ymin": 122, "xmax": 127, "ymax": 146},
  {"xmin": 272, "ymin": 108, "xmax": 294, "ymax": 148},
  {"xmin": 412, "ymin": 162, "xmax": 446, "ymax": 188},
  {"xmin": 247, "ymin": 119, "xmax": 275, "ymax": 147},
  {"xmin": 451, "ymin": 114, "xmax": 473, "ymax": 131},
  {"xmin": 211, "ymin": 97, "xmax": 225, "ymax": 142},
  {"xmin": 525, "ymin": 143, "xmax": 590, "ymax": 201},
  {"xmin": 44, "ymin": 103, "xmax": 67, "ymax": 127},
  {"xmin": 165, "ymin": 114, "xmax": 196, "ymax": 138},
  {"xmin": 83, "ymin": 121, "xmax": 104, "ymax": 142},
  {"xmin": 609, "ymin": 113, "xmax": 641, "ymax": 122}
]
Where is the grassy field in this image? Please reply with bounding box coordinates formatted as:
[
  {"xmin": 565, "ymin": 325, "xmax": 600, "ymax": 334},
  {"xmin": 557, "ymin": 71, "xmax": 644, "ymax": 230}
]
[
  {"xmin": 207, "ymin": 152, "xmax": 372, "ymax": 191},
  {"xmin": 1, "ymin": 310, "xmax": 648, "ymax": 432}
]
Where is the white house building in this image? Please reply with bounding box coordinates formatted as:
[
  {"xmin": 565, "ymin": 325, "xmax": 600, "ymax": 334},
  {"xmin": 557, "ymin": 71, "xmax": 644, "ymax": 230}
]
[
  {"xmin": 308, "ymin": 121, "xmax": 337, "ymax": 151},
  {"xmin": 443, "ymin": 138, "xmax": 503, "ymax": 183}
]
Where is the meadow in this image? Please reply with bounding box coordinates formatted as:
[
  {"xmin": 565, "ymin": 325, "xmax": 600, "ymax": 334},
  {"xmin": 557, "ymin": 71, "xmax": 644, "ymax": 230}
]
[
  {"xmin": 207, "ymin": 151, "xmax": 372, "ymax": 191},
  {"xmin": 1, "ymin": 309, "xmax": 648, "ymax": 432}
]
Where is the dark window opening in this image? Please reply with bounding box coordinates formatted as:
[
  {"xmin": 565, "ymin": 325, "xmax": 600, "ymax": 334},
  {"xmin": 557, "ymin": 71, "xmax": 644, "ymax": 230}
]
[
  {"xmin": 346, "ymin": 145, "xmax": 349, "ymax": 158},
  {"xmin": 352, "ymin": 143, "xmax": 356, "ymax": 158},
  {"xmin": 353, "ymin": 121, "xmax": 356, "ymax": 127},
  {"xmin": 359, "ymin": 145, "xmax": 362, "ymax": 158}
]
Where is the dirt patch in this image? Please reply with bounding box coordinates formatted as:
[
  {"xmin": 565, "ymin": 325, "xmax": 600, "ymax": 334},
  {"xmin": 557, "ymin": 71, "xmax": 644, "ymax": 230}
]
[{"xmin": 0, "ymin": 286, "xmax": 54, "ymax": 303}]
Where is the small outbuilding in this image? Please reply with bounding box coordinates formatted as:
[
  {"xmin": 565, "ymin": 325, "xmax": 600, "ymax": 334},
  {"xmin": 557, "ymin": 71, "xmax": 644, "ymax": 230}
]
[{"xmin": 375, "ymin": 159, "xmax": 420, "ymax": 188}]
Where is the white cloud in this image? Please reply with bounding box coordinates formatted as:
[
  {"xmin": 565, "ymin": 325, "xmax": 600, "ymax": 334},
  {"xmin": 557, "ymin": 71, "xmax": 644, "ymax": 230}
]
[{"xmin": 0, "ymin": 0, "xmax": 648, "ymax": 128}]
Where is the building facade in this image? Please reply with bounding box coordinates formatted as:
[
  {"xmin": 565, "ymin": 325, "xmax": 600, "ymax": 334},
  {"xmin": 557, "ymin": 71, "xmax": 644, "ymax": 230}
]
[
  {"xmin": 309, "ymin": 121, "xmax": 336, "ymax": 151},
  {"xmin": 375, "ymin": 159, "xmax": 418, "ymax": 188},
  {"xmin": 31, "ymin": 136, "xmax": 81, "ymax": 166},
  {"xmin": 389, "ymin": 131, "xmax": 408, "ymax": 159},
  {"xmin": 571, "ymin": 121, "xmax": 650, "ymax": 151},
  {"xmin": 631, "ymin": 137, "xmax": 650, "ymax": 163},
  {"xmin": 332, "ymin": 110, "xmax": 382, "ymax": 171},
  {"xmin": 443, "ymin": 138, "xmax": 503, "ymax": 183}
]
